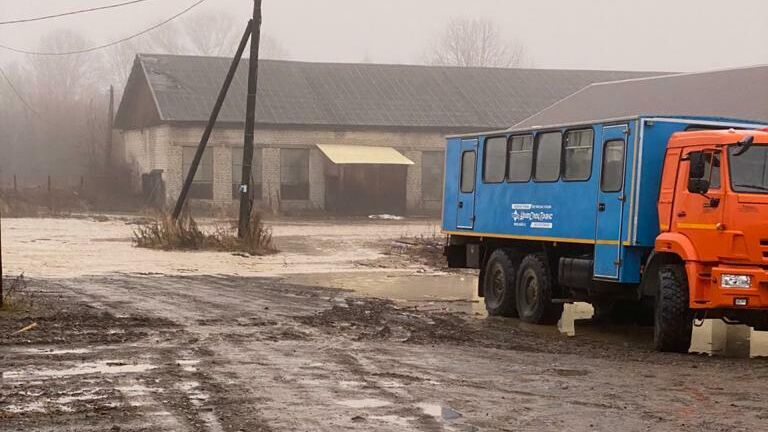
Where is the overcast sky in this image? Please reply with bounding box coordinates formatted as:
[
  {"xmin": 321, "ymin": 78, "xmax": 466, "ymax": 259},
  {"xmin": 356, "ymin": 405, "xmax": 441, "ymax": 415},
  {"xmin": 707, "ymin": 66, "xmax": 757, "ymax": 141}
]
[{"xmin": 1, "ymin": 0, "xmax": 767, "ymax": 72}]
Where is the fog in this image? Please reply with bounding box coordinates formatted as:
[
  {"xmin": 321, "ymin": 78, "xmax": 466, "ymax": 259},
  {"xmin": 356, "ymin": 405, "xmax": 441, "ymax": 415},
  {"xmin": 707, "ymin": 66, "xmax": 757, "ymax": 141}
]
[
  {"xmin": 1, "ymin": 0, "xmax": 767, "ymax": 71},
  {"xmin": 0, "ymin": 0, "xmax": 766, "ymax": 186}
]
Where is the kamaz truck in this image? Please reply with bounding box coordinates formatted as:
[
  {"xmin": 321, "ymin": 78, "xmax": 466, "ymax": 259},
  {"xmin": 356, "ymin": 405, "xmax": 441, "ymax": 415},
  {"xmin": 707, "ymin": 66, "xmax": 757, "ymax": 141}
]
[{"xmin": 442, "ymin": 116, "xmax": 768, "ymax": 352}]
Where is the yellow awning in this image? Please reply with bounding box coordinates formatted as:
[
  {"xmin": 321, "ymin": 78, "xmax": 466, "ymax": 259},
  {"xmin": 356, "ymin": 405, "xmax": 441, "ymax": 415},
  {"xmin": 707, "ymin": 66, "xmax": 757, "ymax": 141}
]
[{"xmin": 316, "ymin": 144, "xmax": 414, "ymax": 165}]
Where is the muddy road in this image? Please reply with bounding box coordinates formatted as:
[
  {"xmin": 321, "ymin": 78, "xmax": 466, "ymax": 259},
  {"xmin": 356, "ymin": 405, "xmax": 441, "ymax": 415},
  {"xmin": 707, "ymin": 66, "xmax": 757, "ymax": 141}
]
[{"xmin": 2, "ymin": 217, "xmax": 768, "ymax": 431}]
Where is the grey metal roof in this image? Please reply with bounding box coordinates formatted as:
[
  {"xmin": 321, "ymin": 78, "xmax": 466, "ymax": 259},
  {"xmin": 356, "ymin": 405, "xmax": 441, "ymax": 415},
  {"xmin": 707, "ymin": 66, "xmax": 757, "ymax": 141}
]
[
  {"xmin": 116, "ymin": 53, "xmax": 662, "ymax": 131},
  {"xmin": 514, "ymin": 65, "xmax": 768, "ymax": 129}
]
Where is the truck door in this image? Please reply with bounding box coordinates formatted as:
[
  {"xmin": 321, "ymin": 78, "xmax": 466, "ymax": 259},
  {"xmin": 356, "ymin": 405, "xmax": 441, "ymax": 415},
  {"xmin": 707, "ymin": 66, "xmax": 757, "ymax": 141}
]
[
  {"xmin": 456, "ymin": 139, "xmax": 478, "ymax": 229},
  {"xmin": 594, "ymin": 125, "xmax": 629, "ymax": 279}
]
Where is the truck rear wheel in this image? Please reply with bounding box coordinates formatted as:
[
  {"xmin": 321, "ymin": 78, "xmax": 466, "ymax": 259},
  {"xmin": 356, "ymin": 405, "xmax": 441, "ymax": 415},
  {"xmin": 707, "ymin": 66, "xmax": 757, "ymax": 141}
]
[
  {"xmin": 516, "ymin": 254, "xmax": 563, "ymax": 324},
  {"xmin": 483, "ymin": 249, "xmax": 519, "ymax": 317},
  {"xmin": 654, "ymin": 265, "xmax": 693, "ymax": 353}
]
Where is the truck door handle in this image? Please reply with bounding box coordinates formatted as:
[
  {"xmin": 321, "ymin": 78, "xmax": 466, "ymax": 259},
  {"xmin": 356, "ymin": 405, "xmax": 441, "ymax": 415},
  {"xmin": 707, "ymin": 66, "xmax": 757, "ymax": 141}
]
[
  {"xmin": 598, "ymin": 203, "xmax": 606, "ymax": 212},
  {"xmin": 458, "ymin": 201, "xmax": 464, "ymax": 208},
  {"xmin": 677, "ymin": 211, "xmax": 687, "ymax": 217}
]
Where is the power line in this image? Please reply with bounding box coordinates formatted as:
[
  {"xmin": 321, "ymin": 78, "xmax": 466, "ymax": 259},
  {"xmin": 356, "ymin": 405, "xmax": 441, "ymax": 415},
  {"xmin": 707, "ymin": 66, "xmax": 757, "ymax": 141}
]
[
  {"xmin": 0, "ymin": 0, "xmax": 208, "ymax": 56},
  {"xmin": 0, "ymin": 65, "xmax": 41, "ymax": 118},
  {"xmin": 0, "ymin": 0, "xmax": 157, "ymax": 25}
]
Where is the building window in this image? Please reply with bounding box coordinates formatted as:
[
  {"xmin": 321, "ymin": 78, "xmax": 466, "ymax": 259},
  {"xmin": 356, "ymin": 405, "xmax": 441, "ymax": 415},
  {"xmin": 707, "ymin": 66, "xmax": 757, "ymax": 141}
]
[
  {"xmin": 534, "ymin": 131, "xmax": 563, "ymax": 182},
  {"xmin": 460, "ymin": 151, "xmax": 476, "ymax": 193},
  {"xmin": 232, "ymin": 148, "xmax": 263, "ymax": 200},
  {"xmin": 422, "ymin": 151, "xmax": 444, "ymax": 201},
  {"xmin": 182, "ymin": 147, "xmax": 213, "ymax": 199},
  {"xmin": 600, "ymin": 140, "xmax": 626, "ymax": 192},
  {"xmin": 483, "ymin": 137, "xmax": 507, "ymax": 183},
  {"xmin": 563, "ymin": 129, "xmax": 594, "ymax": 181},
  {"xmin": 280, "ymin": 148, "xmax": 310, "ymax": 200},
  {"xmin": 507, "ymin": 134, "xmax": 533, "ymax": 182}
]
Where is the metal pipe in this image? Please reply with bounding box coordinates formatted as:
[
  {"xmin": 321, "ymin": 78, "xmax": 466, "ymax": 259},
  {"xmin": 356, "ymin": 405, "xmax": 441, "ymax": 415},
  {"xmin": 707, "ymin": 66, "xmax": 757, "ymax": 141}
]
[
  {"xmin": 237, "ymin": 0, "xmax": 263, "ymax": 238},
  {"xmin": 172, "ymin": 20, "xmax": 254, "ymax": 220}
]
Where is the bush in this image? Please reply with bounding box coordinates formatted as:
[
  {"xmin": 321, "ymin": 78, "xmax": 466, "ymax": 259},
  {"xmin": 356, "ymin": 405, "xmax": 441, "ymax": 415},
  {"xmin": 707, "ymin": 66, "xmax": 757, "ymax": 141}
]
[
  {"xmin": 1, "ymin": 274, "xmax": 31, "ymax": 312},
  {"xmin": 133, "ymin": 212, "xmax": 276, "ymax": 255}
]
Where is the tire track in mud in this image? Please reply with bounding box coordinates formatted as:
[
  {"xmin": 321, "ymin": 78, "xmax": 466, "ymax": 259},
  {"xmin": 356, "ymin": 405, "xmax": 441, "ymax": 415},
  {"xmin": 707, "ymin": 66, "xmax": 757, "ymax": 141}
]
[{"xmin": 7, "ymin": 275, "xmax": 768, "ymax": 431}]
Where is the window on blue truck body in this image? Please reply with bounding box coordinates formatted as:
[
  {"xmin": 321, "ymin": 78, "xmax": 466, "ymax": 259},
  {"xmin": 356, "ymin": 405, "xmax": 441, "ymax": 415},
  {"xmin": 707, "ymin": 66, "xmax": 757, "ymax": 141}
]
[
  {"xmin": 507, "ymin": 134, "xmax": 533, "ymax": 182},
  {"xmin": 460, "ymin": 151, "xmax": 476, "ymax": 193},
  {"xmin": 601, "ymin": 140, "xmax": 626, "ymax": 192},
  {"xmin": 483, "ymin": 137, "xmax": 507, "ymax": 183},
  {"xmin": 534, "ymin": 131, "xmax": 563, "ymax": 182},
  {"xmin": 563, "ymin": 129, "xmax": 594, "ymax": 181}
]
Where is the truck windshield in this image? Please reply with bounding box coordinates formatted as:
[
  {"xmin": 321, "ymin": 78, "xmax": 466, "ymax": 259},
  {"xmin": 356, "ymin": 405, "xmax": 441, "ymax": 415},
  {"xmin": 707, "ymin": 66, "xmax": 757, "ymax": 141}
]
[{"xmin": 729, "ymin": 145, "xmax": 768, "ymax": 193}]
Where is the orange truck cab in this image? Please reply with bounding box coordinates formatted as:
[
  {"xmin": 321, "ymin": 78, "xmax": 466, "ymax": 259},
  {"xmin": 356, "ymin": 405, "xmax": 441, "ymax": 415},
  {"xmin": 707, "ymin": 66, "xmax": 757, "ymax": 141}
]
[{"xmin": 657, "ymin": 129, "xmax": 768, "ymax": 323}]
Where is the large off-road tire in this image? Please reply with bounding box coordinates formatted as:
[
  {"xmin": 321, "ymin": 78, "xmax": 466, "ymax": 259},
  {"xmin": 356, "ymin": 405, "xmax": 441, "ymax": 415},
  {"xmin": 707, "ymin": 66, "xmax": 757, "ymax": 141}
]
[
  {"xmin": 654, "ymin": 265, "xmax": 693, "ymax": 353},
  {"xmin": 483, "ymin": 249, "xmax": 519, "ymax": 317},
  {"xmin": 516, "ymin": 254, "xmax": 563, "ymax": 324}
]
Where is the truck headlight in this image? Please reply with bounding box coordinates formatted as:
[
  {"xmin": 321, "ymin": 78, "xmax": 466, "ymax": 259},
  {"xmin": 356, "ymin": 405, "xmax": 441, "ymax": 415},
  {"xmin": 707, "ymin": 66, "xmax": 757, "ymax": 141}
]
[{"xmin": 721, "ymin": 274, "xmax": 752, "ymax": 288}]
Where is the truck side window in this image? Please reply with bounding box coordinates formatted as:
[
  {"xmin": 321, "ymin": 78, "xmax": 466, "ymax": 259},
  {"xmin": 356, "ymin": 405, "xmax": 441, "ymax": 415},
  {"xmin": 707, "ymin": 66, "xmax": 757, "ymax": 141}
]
[
  {"xmin": 483, "ymin": 137, "xmax": 507, "ymax": 183},
  {"xmin": 534, "ymin": 131, "xmax": 563, "ymax": 182},
  {"xmin": 704, "ymin": 152, "xmax": 721, "ymax": 189},
  {"xmin": 601, "ymin": 140, "xmax": 625, "ymax": 192},
  {"xmin": 563, "ymin": 129, "xmax": 594, "ymax": 181},
  {"xmin": 460, "ymin": 151, "xmax": 476, "ymax": 193},
  {"xmin": 507, "ymin": 134, "xmax": 533, "ymax": 182}
]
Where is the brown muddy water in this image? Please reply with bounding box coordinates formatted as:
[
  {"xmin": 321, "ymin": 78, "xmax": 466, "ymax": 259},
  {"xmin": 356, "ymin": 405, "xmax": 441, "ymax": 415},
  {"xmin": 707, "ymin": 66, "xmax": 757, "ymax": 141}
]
[{"xmin": 284, "ymin": 271, "xmax": 768, "ymax": 358}]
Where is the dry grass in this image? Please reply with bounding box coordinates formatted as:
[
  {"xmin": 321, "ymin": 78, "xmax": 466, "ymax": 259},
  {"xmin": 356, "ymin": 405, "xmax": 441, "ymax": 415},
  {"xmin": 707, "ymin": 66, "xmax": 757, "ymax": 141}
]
[
  {"xmin": 133, "ymin": 212, "xmax": 277, "ymax": 256},
  {"xmin": 1, "ymin": 274, "xmax": 32, "ymax": 312}
]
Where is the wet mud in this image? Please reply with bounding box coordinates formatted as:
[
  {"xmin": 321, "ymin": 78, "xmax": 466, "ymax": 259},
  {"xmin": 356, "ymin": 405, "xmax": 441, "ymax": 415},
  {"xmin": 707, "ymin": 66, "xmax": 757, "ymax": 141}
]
[{"xmin": 2, "ymin": 218, "xmax": 768, "ymax": 431}]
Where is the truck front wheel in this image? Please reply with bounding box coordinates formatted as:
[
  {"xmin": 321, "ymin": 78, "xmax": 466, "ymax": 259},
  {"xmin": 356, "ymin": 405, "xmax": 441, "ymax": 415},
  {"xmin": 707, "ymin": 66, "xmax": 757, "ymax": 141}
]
[
  {"xmin": 654, "ymin": 265, "xmax": 693, "ymax": 353},
  {"xmin": 516, "ymin": 254, "xmax": 563, "ymax": 324},
  {"xmin": 483, "ymin": 249, "xmax": 519, "ymax": 317}
]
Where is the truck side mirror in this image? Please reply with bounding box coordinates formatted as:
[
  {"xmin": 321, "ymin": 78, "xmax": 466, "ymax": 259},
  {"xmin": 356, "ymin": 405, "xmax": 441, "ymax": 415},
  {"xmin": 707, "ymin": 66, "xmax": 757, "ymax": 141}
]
[
  {"xmin": 688, "ymin": 152, "xmax": 706, "ymax": 179},
  {"xmin": 688, "ymin": 178, "xmax": 711, "ymax": 194}
]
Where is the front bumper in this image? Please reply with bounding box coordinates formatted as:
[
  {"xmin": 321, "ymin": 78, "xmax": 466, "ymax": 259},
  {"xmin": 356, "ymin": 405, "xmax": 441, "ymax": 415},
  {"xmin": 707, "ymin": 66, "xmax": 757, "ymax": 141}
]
[{"xmin": 691, "ymin": 264, "xmax": 768, "ymax": 309}]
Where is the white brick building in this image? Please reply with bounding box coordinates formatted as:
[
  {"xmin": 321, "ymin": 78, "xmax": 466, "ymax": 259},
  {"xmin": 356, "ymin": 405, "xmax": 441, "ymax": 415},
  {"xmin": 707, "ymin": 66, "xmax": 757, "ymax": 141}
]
[{"xmin": 114, "ymin": 54, "xmax": 658, "ymax": 215}]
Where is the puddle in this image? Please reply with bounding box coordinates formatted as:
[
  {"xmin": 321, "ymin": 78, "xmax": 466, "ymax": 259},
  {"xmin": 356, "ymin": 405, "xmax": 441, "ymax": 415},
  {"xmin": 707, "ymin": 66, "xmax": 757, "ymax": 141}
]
[
  {"xmin": 22, "ymin": 348, "xmax": 93, "ymax": 355},
  {"xmin": 417, "ymin": 403, "xmax": 462, "ymax": 421},
  {"xmin": 371, "ymin": 415, "xmax": 415, "ymax": 427},
  {"xmin": 4, "ymin": 401, "xmax": 46, "ymax": 414},
  {"xmin": 3, "ymin": 360, "xmax": 156, "ymax": 380},
  {"xmin": 337, "ymin": 398, "xmax": 392, "ymax": 409},
  {"xmin": 176, "ymin": 359, "xmax": 200, "ymax": 372},
  {"xmin": 285, "ymin": 272, "xmax": 483, "ymax": 315}
]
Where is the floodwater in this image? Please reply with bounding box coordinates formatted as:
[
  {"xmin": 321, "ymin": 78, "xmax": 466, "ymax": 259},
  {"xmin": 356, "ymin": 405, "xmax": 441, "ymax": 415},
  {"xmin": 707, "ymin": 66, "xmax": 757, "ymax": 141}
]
[{"xmin": 288, "ymin": 271, "xmax": 768, "ymax": 358}]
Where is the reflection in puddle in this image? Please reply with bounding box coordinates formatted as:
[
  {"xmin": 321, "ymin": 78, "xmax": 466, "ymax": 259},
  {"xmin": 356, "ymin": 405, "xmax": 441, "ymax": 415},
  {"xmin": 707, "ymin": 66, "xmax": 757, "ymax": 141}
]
[
  {"xmin": 417, "ymin": 403, "xmax": 462, "ymax": 421},
  {"xmin": 292, "ymin": 271, "xmax": 768, "ymax": 358}
]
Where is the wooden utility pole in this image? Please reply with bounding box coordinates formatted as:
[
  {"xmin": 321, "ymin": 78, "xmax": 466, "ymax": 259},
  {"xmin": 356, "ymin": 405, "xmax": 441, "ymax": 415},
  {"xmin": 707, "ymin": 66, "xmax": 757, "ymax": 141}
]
[
  {"xmin": 172, "ymin": 20, "xmax": 254, "ymax": 220},
  {"xmin": 237, "ymin": 0, "xmax": 263, "ymax": 238}
]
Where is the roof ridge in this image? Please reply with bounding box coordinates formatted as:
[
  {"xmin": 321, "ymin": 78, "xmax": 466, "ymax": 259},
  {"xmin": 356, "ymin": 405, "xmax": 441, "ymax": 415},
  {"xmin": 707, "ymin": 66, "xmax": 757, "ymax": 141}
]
[
  {"xmin": 588, "ymin": 63, "xmax": 768, "ymax": 87},
  {"xmin": 134, "ymin": 53, "xmax": 667, "ymax": 74}
]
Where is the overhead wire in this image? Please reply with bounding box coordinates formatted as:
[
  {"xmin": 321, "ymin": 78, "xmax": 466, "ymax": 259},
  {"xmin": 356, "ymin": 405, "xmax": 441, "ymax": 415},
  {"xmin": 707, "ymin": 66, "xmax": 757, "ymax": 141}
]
[
  {"xmin": 0, "ymin": 0, "xmax": 208, "ymax": 56},
  {"xmin": 0, "ymin": 64, "xmax": 41, "ymax": 118},
  {"xmin": 0, "ymin": 0, "xmax": 157, "ymax": 25}
]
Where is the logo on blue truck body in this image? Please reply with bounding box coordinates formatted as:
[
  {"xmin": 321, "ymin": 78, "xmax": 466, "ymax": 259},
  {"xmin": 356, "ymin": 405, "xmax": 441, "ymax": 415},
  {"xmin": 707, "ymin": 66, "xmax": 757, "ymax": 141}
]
[{"xmin": 511, "ymin": 204, "xmax": 554, "ymax": 229}]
